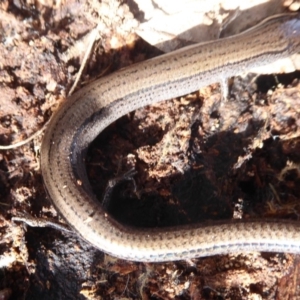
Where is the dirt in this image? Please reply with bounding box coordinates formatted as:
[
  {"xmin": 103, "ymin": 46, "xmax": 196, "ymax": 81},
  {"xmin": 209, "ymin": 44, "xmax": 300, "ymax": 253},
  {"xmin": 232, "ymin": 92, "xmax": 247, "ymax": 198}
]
[{"xmin": 1, "ymin": 1, "xmax": 300, "ymax": 299}]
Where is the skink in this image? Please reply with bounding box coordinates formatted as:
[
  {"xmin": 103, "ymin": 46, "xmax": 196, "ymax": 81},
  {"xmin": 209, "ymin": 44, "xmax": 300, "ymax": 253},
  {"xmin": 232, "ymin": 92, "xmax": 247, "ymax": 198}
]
[{"xmin": 41, "ymin": 13, "xmax": 300, "ymax": 262}]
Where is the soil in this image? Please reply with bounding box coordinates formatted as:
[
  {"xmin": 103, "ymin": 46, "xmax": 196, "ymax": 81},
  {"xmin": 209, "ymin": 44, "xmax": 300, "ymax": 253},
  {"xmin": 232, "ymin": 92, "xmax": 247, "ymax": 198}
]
[{"xmin": 1, "ymin": 1, "xmax": 300, "ymax": 299}]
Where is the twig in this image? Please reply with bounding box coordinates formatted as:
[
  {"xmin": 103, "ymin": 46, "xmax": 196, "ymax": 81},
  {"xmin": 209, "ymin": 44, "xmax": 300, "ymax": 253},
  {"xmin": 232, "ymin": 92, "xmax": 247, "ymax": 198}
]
[
  {"xmin": 68, "ymin": 25, "xmax": 101, "ymax": 96},
  {"xmin": 0, "ymin": 119, "xmax": 50, "ymax": 150}
]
